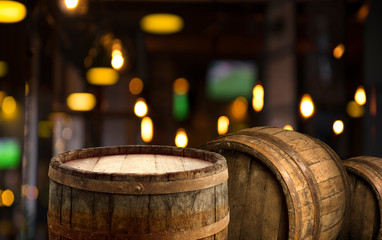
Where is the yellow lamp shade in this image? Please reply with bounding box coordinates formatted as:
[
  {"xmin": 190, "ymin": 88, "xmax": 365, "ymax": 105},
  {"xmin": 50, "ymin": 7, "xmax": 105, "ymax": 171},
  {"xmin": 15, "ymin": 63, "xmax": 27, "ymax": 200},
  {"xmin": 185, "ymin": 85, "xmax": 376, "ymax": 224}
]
[
  {"xmin": 0, "ymin": 1, "xmax": 27, "ymax": 23},
  {"xmin": 66, "ymin": 93, "xmax": 96, "ymax": 111},
  {"xmin": 86, "ymin": 67, "xmax": 119, "ymax": 86},
  {"xmin": 140, "ymin": 13, "xmax": 184, "ymax": 34}
]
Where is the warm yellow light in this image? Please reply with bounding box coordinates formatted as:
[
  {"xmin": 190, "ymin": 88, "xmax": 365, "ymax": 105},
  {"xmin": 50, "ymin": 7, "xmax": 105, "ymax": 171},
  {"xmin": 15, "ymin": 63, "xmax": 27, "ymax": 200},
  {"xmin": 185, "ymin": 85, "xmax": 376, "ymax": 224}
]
[
  {"xmin": 141, "ymin": 116, "xmax": 153, "ymax": 143},
  {"xmin": 141, "ymin": 13, "xmax": 184, "ymax": 34},
  {"xmin": 333, "ymin": 120, "xmax": 344, "ymax": 135},
  {"xmin": 173, "ymin": 78, "xmax": 189, "ymax": 95},
  {"xmin": 354, "ymin": 86, "xmax": 366, "ymax": 106},
  {"xmin": 346, "ymin": 100, "xmax": 364, "ymax": 118},
  {"xmin": 0, "ymin": 1, "xmax": 27, "ymax": 23},
  {"xmin": 283, "ymin": 125, "xmax": 294, "ymax": 131},
  {"xmin": 1, "ymin": 189, "xmax": 14, "ymax": 207},
  {"xmin": 111, "ymin": 54, "xmax": 124, "ymax": 70},
  {"xmin": 333, "ymin": 44, "xmax": 345, "ymax": 59},
  {"xmin": 217, "ymin": 116, "xmax": 229, "ymax": 135},
  {"xmin": 175, "ymin": 128, "xmax": 188, "ymax": 148},
  {"xmin": 252, "ymin": 84, "xmax": 264, "ymax": 112},
  {"xmin": 129, "ymin": 77, "xmax": 144, "ymax": 95},
  {"xmin": 0, "ymin": 61, "xmax": 8, "ymax": 77},
  {"xmin": 66, "ymin": 93, "xmax": 96, "ymax": 111},
  {"xmin": 86, "ymin": 67, "xmax": 119, "ymax": 86},
  {"xmin": 2, "ymin": 96, "xmax": 16, "ymax": 114},
  {"xmin": 300, "ymin": 94, "xmax": 315, "ymax": 118},
  {"xmin": 230, "ymin": 97, "xmax": 248, "ymax": 120},
  {"xmin": 134, "ymin": 98, "xmax": 148, "ymax": 117},
  {"xmin": 65, "ymin": 0, "xmax": 78, "ymax": 9}
]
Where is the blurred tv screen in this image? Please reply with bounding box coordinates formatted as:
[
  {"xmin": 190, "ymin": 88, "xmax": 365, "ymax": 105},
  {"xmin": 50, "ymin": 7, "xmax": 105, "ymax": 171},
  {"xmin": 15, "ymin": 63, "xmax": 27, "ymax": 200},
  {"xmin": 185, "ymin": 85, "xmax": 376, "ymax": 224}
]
[{"xmin": 206, "ymin": 60, "xmax": 257, "ymax": 100}]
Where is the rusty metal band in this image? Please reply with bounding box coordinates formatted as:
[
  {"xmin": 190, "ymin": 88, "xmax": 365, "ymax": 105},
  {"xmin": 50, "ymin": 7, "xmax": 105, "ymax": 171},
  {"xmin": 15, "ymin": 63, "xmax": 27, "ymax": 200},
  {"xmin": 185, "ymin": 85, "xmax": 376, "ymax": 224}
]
[
  {"xmin": 48, "ymin": 166, "xmax": 228, "ymax": 194},
  {"xmin": 243, "ymin": 131, "xmax": 322, "ymax": 240},
  {"xmin": 47, "ymin": 212, "xmax": 229, "ymax": 240},
  {"xmin": 215, "ymin": 134, "xmax": 302, "ymax": 240}
]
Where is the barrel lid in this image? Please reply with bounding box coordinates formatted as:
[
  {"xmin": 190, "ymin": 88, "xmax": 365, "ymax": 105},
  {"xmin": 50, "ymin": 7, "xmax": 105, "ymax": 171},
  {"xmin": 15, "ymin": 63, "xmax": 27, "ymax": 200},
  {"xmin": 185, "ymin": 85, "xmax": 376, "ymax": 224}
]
[{"xmin": 48, "ymin": 145, "xmax": 228, "ymax": 194}]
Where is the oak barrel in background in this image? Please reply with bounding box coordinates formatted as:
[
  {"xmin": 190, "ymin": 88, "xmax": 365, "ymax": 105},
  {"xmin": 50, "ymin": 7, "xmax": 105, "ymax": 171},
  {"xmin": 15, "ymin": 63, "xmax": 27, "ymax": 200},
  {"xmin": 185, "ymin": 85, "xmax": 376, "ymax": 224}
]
[
  {"xmin": 337, "ymin": 156, "xmax": 382, "ymax": 240},
  {"xmin": 200, "ymin": 126, "xmax": 350, "ymax": 240},
  {"xmin": 48, "ymin": 145, "xmax": 229, "ymax": 240}
]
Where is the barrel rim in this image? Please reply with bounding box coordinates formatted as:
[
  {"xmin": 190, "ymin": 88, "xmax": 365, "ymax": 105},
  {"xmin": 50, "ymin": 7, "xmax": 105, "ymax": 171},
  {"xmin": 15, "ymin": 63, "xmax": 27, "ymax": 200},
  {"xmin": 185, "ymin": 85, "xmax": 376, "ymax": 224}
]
[
  {"xmin": 49, "ymin": 145, "xmax": 227, "ymax": 182},
  {"xmin": 343, "ymin": 155, "xmax": 382, "ymax": 239}
]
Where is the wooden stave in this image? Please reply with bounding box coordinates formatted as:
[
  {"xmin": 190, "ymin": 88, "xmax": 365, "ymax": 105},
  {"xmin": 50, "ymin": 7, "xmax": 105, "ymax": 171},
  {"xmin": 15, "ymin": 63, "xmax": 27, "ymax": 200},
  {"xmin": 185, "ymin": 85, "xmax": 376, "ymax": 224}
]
[
  {"xmin": 341, "ymin": 156, "xmax": 382, "ymax": 240},
  {"xmin": 200, "ymin": 126, "xmax": 348, "ymax": 240},
  {"xmin": 48, "ymin": 145, "xmax": 229, "ymax": 240}
]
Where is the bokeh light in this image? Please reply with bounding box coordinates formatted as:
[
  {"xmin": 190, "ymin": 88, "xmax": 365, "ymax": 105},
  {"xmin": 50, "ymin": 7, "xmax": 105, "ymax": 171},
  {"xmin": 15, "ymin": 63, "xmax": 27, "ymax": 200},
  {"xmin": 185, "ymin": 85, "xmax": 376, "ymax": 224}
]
[
  {"xmin": 66, "ymin": 93, "xmax": 96, "ymax": 111},
  {"xmin": 134, "ymin": 98, "xmax": 148, "ymax": 117},
  {"xmin": 252, "ymin": 84, "xmax": 264, "ymax": 112},
  {"xmin": 231, "ymin": 97, "xmax": 248, "ymax": 120},
  {"xmin": 86, "ymin": 67, "xmax": 119, "ymax": 86},
  {"xmin": 300, "ymin": 94, "xmax": 315, "ymax": 118},
  {"xmin": 173, "ymin": 78, "xmax": 189, "ymax": 95},
  {"xmin": 346, "ymin": 101, "xmax": 364, "ymax": 118},
  {"xmin": 333, "ymin": 44, "xmax": 345, "ymax": 59},
  {"xmin": 129, "ymin": 77, "xmax": 144, "ymax": 95},
  {"xmin": 354, "ymin": 86, "xmax": 366, "ymax": 106},
  {"xmin": 141, "ymin": 13, "xmax": 184, "ymax": 34},
  {"xmin": 21, "ymin": 185, "xmax": 38, "ymax": 200},
  {"xmin": 0, "ymin": 1, "xmax": 27, "ymax": 23},
  {"xmin": 283, "ymin": 125, "xmax": 294, "ymax": 131},
  {"xmin": 333, "ymin": 120, "xmax": 344, "ymax": 135},
  {"xmin": 175, "ymin": 128, "xmax": 188, "ymax": 148},
  {"xmin": 1, "ymin": 189, "xmax": 14, "ymax": 207},
  {"xmin": 141, "ymin": 116, "xmax": 153, "ymax": 143},
  {"xmin": 65, "ymin": 0, "xmax": 78, "ymax": 9},
  {"xmin": 217, "ymin": 116, "xmax": 229, "ymax": 135}
]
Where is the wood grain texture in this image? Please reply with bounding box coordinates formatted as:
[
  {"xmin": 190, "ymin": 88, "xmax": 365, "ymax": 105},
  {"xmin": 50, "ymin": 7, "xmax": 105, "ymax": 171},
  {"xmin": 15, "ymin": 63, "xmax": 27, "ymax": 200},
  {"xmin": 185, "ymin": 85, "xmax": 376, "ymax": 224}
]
[
  {"xmin": 48, "ymin": 145, "xmax": 229, "ymax": 240},
  {"xmin": 200, "ymin": 126, "xmax": 349, "ymax": 240},
  {"xmin": 337, "ymin": 156, "xmax": 382, "ymax": 240}
]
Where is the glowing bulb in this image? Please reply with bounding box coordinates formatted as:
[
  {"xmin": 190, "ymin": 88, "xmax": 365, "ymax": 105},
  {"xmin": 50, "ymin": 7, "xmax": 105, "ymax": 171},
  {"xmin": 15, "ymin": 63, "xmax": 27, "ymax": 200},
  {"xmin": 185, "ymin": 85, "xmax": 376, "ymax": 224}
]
[
  {"xmin": 283, "ymin": 125, "xmax": 293, "ymax": 131},
  {"xmin": 129, "ymin": 77, "xmax": 144, "ymax": 95},
  {"xmin": 300, "ymin": 94, "xmax": 314, "ymax": 118},
  {"xmin": 65, "ymin": 0, "xmax": 78, "ymax": 9},
  {"xmin": 175, "ymin": 128, "xmax": 188, "ymax": 148},
  {"xmin": 1, "ymin": 189, "xmax": 14, "ymax": 206},
  {"xmin": 141, "ymin": 13, "xmax": 184, "ymax": 34},
  {"xmin": 333, "ymin": 120, "xmax": 344, "ymax": 135},
  {"xmin": 2, "ymin": 96, "xmax": 16, "ymax": 115},
  {"xmin": 333, "ymin": 44, "xmax": 345, "ymax": 59},
  {"xmin": 217, "ymin": 116, "xmax": 229, "ymax": 135},
  {"xmin": 66, "ymin": 93, "xmax": 96, "ymax": 111},
  {"xmin": 111, "ymin": 54, "xmax": 124, "ymax": 70},
  {"xmin": 134, "ymin": 98, "xmax": 148, "ymax": 117},
  {"xmin": 354, "ymin": 86, "xmax": 366, "ymax": 106},
  {"xmin": 141, "ymin": 116, "xmax": 153, "ymax": 143},
  {"xmin": 0, "ymin": 1, "xmax": 27, "ymax": 23},
  {"xmin": 173, "ymin": 78, "xmax": 189, "ymax": 95}
]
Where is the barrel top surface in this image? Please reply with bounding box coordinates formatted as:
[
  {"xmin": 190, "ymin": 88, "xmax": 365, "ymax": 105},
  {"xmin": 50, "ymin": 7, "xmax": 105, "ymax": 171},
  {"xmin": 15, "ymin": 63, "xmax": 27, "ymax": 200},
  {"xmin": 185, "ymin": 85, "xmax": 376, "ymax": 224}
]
[{"xmin": 65, "ymin": 154, "xmax": 213, "ymax": 174}]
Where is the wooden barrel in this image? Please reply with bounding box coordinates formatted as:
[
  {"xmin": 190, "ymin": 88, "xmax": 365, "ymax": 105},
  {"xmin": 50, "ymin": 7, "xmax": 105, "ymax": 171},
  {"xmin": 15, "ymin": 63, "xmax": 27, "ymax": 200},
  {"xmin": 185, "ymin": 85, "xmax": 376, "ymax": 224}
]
[
  {"xmin": 338, "ymin": 156, "xmax": 382, "ymax": 240},
  {"xmin": 200, "ymin": 126, "xmax": 350, "ymax": 240},
  {"xmin": 47, "ymin": 145, "xmax": 229, "ymax": 240}
]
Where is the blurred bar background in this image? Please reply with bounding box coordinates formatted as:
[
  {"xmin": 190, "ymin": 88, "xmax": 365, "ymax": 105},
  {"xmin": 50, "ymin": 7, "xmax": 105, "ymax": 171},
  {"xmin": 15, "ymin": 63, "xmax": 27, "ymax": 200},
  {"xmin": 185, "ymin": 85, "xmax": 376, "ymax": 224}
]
[{"xmin": 0, "ymin": 0, "xmax": 381, "ymax": 239}]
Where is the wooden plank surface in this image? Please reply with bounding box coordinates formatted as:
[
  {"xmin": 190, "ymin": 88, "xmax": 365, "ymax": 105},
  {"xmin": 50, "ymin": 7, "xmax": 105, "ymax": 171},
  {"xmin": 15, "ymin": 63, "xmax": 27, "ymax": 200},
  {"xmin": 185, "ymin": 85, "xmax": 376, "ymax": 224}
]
[{"xmin": 65, "ymin": 154, "xmax": 213, "ymax": 174}]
